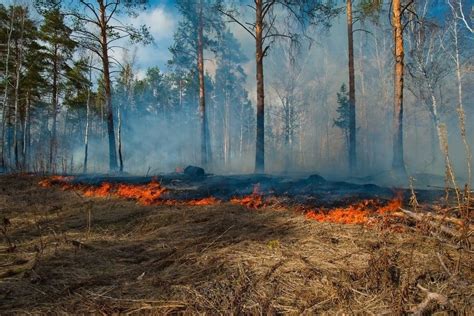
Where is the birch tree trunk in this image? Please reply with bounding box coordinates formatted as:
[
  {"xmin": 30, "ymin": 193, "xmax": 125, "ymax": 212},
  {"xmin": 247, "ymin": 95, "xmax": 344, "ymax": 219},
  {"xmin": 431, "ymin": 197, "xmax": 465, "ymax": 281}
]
[
  {"xmin": 22, "ymin": 91, "xmax": 30, "ymax": 169},
  {"xmin": 1, "ymin": 10, "xmax": 14, "ymax": 169},
  {"xmin": 223, "ymin": 81, "xmax": 230, "ymax": 167},
  {"xmin": 452, "ymin": 15, "xmax": 472, "ymax": 185},
  {"xmin": 13, "ymin": 12, "xmax": 25, "ymax": 170},
  {"xmin": 83, "ymin": 57, "xmax": 93, "ymax": 173},
  {"xmin": 117, "ymin": 104, "xmax": 123, "ymax": 172},
  {"xmin": 358, "ymin": 37, "xmax": 369, "ymax": 170}
]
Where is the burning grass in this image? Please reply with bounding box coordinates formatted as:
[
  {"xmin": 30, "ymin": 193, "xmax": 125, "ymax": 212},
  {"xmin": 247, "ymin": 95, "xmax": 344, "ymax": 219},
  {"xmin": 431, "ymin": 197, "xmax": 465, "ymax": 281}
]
[
  {"xmin": 230, "ymin": 184, "xmax": 265, "ymax": 209},
  {"xmin": 40, "ymin": 177, "xmax": 405, "ymax": 226},
  {"xmin": 0, "ymin": 174, "xmax": 473, "ymax": 314},
  {"xmin": 40, "ymin": 177, "xmax": 218, "ymax": 207},
  {"xmin": 305, "ymin": 195, "xmax": 403, "ymax": 225}
]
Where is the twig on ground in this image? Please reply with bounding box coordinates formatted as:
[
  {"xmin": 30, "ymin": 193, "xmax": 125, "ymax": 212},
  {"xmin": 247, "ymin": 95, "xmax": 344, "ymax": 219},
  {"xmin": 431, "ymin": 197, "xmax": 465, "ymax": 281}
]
[
  {"xmin": 436, "ymin": 252, "xmax": 452, "ymax": 277},
  {"xmin": 200, "ymin": 225, "xmax": 234, "ymax": 253},
  {"xmin": 410, "ymin": 284, "xmax": 448, "ymax": 315}
]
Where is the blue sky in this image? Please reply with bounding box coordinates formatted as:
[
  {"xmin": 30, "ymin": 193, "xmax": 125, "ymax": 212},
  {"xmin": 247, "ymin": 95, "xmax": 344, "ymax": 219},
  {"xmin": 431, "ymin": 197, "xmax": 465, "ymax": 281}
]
[{"xmin": 123, "ymin": 0, "xmax": 180, "ymax": 76}]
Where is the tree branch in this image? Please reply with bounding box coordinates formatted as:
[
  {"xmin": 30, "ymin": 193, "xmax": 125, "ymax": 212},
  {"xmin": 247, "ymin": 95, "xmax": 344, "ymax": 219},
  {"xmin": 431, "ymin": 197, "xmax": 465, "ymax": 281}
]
[{"xmin": 217, "ymin": 8, "xmax": 256, "ymax": 39}]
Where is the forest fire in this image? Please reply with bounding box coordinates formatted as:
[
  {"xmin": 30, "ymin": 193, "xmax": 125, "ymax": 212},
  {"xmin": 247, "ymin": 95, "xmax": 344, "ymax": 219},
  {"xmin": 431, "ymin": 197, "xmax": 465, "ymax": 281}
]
[{"xmin": 3, "ymin": 0, "xmax": 473, "ymax": 313}]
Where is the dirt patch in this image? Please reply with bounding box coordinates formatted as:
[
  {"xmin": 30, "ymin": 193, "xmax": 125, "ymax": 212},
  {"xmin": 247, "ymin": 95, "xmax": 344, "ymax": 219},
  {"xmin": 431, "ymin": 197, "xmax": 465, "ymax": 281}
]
[{"xmin": 0, "ymin": 174, "xmax": 472, "ymax": 314}]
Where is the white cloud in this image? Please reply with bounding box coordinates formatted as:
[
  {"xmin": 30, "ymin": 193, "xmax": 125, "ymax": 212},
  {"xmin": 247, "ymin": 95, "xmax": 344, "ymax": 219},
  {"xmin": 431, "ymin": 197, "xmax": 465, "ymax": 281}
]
[
  {"xmin": 131, "ymin": 6, "xmax": 176, "ymax": 41},
  {"xmin": 109, "ymin": 6, "xmax": 177, "ymax": 74}
]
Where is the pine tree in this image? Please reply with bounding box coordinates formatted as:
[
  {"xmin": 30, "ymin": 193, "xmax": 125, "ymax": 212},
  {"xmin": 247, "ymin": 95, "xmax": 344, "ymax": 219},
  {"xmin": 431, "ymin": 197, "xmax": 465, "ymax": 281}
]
[
  {"xmin": 36, "ymin": 0, "xmax": 153, "ymax": 172},
  {"xmin": 0, "ymin": 5, "xmax": 41, "ymax": 170},
  {"xmin": 217, "ymin": 0, "xmax": 338, "ymax": 173},
  {"xmin": 38, "ymin": 7, "xmax": 77, "ymax": 172},
  {"xmin": 334, "ymin": 84, "xmax": 351, "ymax": 156},
  {"xmin": 170, "ymin": 0, "xmax": 223, "ymax": 168}
]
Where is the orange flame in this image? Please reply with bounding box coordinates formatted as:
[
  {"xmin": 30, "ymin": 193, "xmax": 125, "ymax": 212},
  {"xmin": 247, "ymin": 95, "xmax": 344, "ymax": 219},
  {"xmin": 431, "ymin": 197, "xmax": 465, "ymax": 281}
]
[
  {"xmin": 83, "ymin": 182, "xmax": 113, "ymax": 197},
  {"xmin": 230, "ymin": 184, "xmax": 266, "ymax": 209},
  {"xmin": 377, "ymin": 193, "xmax": 403, "ymax": 213},
  {"xmin": 39, "ymin": 176, "xmax": 403, "ymax": 226},
  {"xmin": 116, "ymin": 182, "xmax": 166, "ymax": 205},
  {"xmin": 305, "ymin": 195, "xmax": 402, "ymax": 225},
  {"xmin": 38, "ymin": 175, "xmax": 74, "ymax": 188},
  {"xmin": 187, "ymin": 197, "xmax": 220, "ymax": 206},
  {"xmin": 39, "ymin": 176, "xmax": 223, "ymax": 207}
]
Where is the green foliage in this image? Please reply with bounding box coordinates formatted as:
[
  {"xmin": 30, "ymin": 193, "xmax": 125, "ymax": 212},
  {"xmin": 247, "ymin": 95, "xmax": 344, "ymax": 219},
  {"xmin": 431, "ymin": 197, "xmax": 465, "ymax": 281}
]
[
  {"xmin": 0, "ymin": 5, "xmax": 45, "ymax": 115},
  {"xmin": 169, "ymin": 0, "xmax": 223, "ymax": 72},
  {"xmin": 64, "ymin": 58, "xmax": 91, "ymax": 111},
  {"xmin": 38, "ymin": 7, "xmax": 77, "ymax": 95},
  {"xmin": 356, "ymin": 0, "xmax": 383, "ymax": 23},
  {"xmin": 334, "ymin": 84, "xmax": 350, "ymax": 134}
]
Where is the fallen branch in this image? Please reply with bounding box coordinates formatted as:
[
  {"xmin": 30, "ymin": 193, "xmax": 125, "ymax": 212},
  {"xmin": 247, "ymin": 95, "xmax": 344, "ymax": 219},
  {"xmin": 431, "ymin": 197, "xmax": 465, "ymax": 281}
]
[
  {"xmin": 410, "ymin": 284, "xmax": 448, "ymax": 315},
  {"xmin": 393, "ymin": 209, "xmax": 471, "ymax": 229},
  {"xmin": 68, "ymin": 239, "xmax": 94, "ymax": 250},
  {"xmin": 397, "ymin": 208, "xmax": 462, "ymax": 238},
  {"xmin": 201, "ymin": 225, "xmax": 234, "ymax": 253},
  {"xmin": 436, "ymin": 252, "xmax": 452, "ymax": 277}
]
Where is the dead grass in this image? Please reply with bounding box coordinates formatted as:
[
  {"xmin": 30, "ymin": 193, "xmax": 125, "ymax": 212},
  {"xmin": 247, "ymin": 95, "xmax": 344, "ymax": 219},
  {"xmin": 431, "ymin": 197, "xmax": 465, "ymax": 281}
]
[{"xmin": 0, "ymin": 174, "xmax": 472, "ymax": 314}]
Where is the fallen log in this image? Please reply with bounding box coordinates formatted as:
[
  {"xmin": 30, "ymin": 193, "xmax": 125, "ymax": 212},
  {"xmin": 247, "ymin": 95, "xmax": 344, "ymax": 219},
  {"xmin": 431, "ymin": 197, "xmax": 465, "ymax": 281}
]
[
  {"xmin": 392, "ymin": 210, "xmax": 471, "ymax": 229},
  {"xmin": 396, "ymin": 208, "xmax": 463, "ymax": 238}
]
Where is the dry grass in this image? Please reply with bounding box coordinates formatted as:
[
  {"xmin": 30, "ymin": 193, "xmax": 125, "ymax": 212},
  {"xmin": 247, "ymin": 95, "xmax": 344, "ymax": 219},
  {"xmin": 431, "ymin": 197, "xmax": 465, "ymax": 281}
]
[{"xmin": 0, "ymin": 174, "xmax": 472, "ymax": 314}]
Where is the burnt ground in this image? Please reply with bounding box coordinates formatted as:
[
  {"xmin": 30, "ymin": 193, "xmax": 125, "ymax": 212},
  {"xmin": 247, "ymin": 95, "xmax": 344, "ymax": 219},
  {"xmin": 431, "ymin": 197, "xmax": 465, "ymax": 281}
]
[
  {"xmin": 0, "ymin": 174, "xmax": 472, "ymax": 314},
  {"xmin": 67, "ymin": 172, "xmax": 443, "ymax": 206}
]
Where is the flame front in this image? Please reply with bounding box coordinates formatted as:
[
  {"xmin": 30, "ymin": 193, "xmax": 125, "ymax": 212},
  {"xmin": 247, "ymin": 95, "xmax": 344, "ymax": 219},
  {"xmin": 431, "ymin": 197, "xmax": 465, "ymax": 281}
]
[
  {"xmin": 305, "ymin": 196, "xmax": 402, "ymax": 225},
  {"xmin": 84, "ymin": 182, "xmax": 113, "ymax": 197},
  {"xmin": 39, "ymin": 177, "xmax": 222, "ymax": 207},
  {"xmin": 38, "ymin": 177, "xmax": 403, "ymax": 226},
  {"xmin": 230, "ymin": 184, "xmax": 266, "ymax": 209},
  {"xmin": 39, "ymin": 175, "xmax": 74, "ymax": 188},
  {"xmin": 116, "ymin": 182, "xmax": 166, "ymax": 205},
  {"xmin": 187, "ymin": 197, "xmax": 220, "ymax": 206}
]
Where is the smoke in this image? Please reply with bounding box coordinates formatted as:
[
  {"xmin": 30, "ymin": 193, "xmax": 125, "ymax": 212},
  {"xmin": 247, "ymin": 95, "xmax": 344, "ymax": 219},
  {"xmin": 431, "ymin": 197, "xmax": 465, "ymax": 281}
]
[{"xmin": 33, "ymin": 2, "xmax": 474, "ymax": 187}]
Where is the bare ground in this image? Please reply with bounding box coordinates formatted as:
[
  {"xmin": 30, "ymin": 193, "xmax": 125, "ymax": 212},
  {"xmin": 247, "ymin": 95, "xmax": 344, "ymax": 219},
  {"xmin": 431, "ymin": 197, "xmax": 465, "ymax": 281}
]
[{"xmin": 0, "ymin": 174, "xmax": 472, "ymax": 314}]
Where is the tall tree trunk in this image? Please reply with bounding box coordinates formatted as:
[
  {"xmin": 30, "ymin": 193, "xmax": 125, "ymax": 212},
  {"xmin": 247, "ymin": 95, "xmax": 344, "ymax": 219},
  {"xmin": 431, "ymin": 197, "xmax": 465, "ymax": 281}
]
[
  {"xmin": 239, "ymin": 102, "xmax": 244, "ymax": 160},
  {"xmin": 49, "ymin": 45, "xmax": 59, "ymax": 172},
  {"xmin": 22, "ymin": 91, "xmax": 30, "ymax": 169},
  {"xmin": 452, "ymin": 18, "xmax": 472, "ymax": 186},
  {"xmin": 1, "ymin": 10, "xmax": 14, "ymax": 169},
  {"xmin": 223, "ymin": 81, "xmax": 230, "ymax": 167},
  {"xmin": 99, "ymin": 0, "xmax": 118, "ymax": 172},
  {"xmin": 83, "ymin": 57, "xmax": 92, "ymax": 174},
  {"xmin": 197, "ymin": 0, "xmax": 209, "ymax": 167},
  {"xmin": 255, "ymin": 0, "xmax": 265, "ymax": 173},
  {"xmin": 13, "ymin": 12, "xmax": 25, "ymax": 170},
  {"xmin": 391, "ymin": 0, "xmax": 406, "ymax": 172},
  {"xmin": 117, "ymin": 104, "xmax": 123, "ymax": 172},
  {"xmin": 347, "ymin": 0, "xmax": 356, "ymax": 173},
  {"xmin": 427, "ymin": 83, "xmax": 444, "ymax": 156},
  {"xmin": 358, "ymin": 37, "xmax": 369, "ymax": 170}
]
